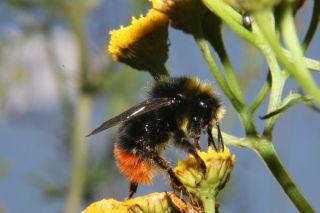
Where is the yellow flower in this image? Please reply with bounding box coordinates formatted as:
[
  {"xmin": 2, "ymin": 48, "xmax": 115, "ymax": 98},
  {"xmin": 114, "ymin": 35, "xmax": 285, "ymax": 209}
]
[
  {"xmin": 174, "ymin": 146, "xmax": 236, "ymax": 197},
  {"xmin": 108, "ymin": 9, "xmax": 169, "ymax": 79},
  {"xmin": 82, "ymin": 192, "xmax": 199, "ymax": 213},
  {"xmin": 150, "ymin": 0, "xmax": 208, "ymax": 34},
  {"xmin": 82, "ymin": 199, "xmax": 128, "ymax": 213}
]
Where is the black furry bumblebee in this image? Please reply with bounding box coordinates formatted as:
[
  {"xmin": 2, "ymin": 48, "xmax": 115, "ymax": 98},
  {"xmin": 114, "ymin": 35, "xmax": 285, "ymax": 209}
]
[{"xmin": 87, "ymin": 76, "xmax": 225, "ymax": 198}]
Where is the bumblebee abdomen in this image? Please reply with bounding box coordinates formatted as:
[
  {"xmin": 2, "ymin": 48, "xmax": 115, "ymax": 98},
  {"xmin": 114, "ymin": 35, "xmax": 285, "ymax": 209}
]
[
  {"xmin": 114, "ymin": 144, "xmax": 154, "ymax": 184},
  {"xmin": 116, "ymin": 112, "xmax": 172, "ymax": 159}
]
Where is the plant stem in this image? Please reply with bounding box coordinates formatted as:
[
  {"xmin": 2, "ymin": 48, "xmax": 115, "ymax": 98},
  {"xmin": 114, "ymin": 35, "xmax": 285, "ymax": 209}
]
[
  {"xmin": 194, "ymin": 28, "xmax": 257, "ymax": 135},
  {"xmin": 201, "ymin": 0, "xmax": 256, "ymax": 44},
  {"xmin": 194, "ymin": 33, "xmax": 242, "ymax": 110},
  {"xmin": 281, "ymin": 5, "xmax": 320, "ymax": 104},
  {"xmin": 255, "ymin": 8, "xmax": 320, "ymax": 105},
  {"xmin": 262, "ymin": 48, "xmax": 286, "ymax": 137},
  {"xmin": 200, "ymin": 195, "xmax": 215, "ymax": 213},
  {"xmin": 65, "ymin": 4, "xmax": 92, "ymax": 213},
  {"xmin": 302, "ymin": 0, "xmax": 320, "ymax": 51},
  {"xmin": 206, "ymin": 33, "xmax": 247, "ymax": 107},
  {"xmin": 254, "ymin": 141, "xmax": 315, "ymax": 212},
  {"xmin": 152, "ymin": 65, "xmax": 170, "ymax": 81},
  {"xmin": 249, "ymin": 77, "xmax": 271, "ymax": 113},
  {"xmin": 43, "ymin": 31, "xmax": 74, "ymax": 136},
  {"xmin": 65, "ymin": 94, "xmax": 92, "ymax": 213},
  {"xmin": 211, "ymin": 128, "xmax": 252, "ymax": 148}
]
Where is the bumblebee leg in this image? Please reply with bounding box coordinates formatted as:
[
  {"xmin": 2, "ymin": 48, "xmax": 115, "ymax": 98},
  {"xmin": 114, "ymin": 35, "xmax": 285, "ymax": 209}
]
[
  {"xmin": 173, "ymin": 131, "xmax": 207, "ymax": 175},
  {"xmin": 216, "ymin": 122, "xmax": 224, "ymax": 152},
  {"xmin": 152, "ymin": 154, "xmax": 187, "ymax": 193},
  {"xmin": 193, "ymin": 136, "xmax": 201, "ymax": 150},
  {"xmin": 126, "ymin": 182, "xmax": 138, "ymax": 199},
  {"xmin": 207, "ymin": 127, "xmax": 218, "ymax": 151}
]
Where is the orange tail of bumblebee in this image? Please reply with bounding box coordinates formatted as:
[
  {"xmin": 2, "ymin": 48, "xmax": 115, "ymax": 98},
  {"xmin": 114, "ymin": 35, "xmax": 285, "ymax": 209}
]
[{"xmin": 114, "ymin": 144, "xmax": 154, "ymax": 184}]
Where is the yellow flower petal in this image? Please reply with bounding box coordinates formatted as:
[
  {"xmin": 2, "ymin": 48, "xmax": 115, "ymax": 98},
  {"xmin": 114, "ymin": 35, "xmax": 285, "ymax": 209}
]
[{"xmin": 108, "ymin": 9, "xmax": 169, "ymax": 76}]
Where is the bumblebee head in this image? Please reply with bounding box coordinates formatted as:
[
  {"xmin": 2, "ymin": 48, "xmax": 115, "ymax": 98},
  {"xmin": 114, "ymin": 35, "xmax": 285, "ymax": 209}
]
[{"xmin": 187, "ymin": 95, "xmax": 223, "ymax": 137}]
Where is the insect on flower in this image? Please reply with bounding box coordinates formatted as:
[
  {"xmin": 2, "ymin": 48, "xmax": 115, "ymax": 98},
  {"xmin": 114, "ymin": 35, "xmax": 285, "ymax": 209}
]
[{"xmin": 87, "ymin": 76, "xmax": 225, "ymax": 198}]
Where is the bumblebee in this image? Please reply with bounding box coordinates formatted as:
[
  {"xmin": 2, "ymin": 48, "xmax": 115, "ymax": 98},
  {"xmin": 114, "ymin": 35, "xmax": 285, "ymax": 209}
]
[{"xmin": 87, "ymin": 76, "xmax": 224, "ymax": 198}]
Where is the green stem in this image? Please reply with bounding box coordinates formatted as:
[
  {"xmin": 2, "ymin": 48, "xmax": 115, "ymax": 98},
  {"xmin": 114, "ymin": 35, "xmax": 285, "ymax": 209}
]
[
  {"xmin": 65, "ymin": 94, "xmax": 92, "ymax": 213},
  {"xmin": 302, "ymin": 56, "xmax": 320, "ymax": 72},
  {"xmin": 211, "ymin": 128, "xmax": 252, "ymax": 148},
  {"xmin": 282, "ymin": 49, "xmax": 320, "ymax": 72},
  {"xmin": 194, "ymin": 32, "xmax": 242, "ymax": 110},
  {"xmin": 255, "ymin": 141, "xmax": 315, "ymax": 212},
  {"xmin": 281, "ymin": 5, "xmax": 320, "ymax": 104},
  {"xmin": 68, "ymin": 7, "xmax": 90, "ymax": 88},
  {"xmin": 152, "ymin": 65, "xmax": 170, "ymax": 81},
  {"xmin": 194, "ymin": 28, "xmax": 257, "ymax": 135},
  {"xmin": 201, "ymin": 0, "xmax": 256, "ymax": 44},
  {"xmin": 262, "ymin": 47, "xmax": 286, "ymax": 137},
  {"xmin": 255, "ymin": 8, "xmax": 320, "ymax": 105},
  {"xmin": 249, "ymin": 76, "xmax": 271, "ymax": 113},
  {"xmin": 302, "ymin": 0, "xmax": 320, "ymax": 51},
  {"xmin": 207, "ymin": 33, "xmax": 247, "ymax": 107},
  {"xmin": 65, "ymin": 5, "xmax": 92, "ymax": 213},
  {"xmin": 260, "ymin": 93, "xmax": 307, "ymax": 119},
  {"xmin": 43, "ymin": 31, "xmax": 74, "ymax": 135},
  {"xmin": 201, "ymin": 195, "xmax": 215, "ymax": 213}
]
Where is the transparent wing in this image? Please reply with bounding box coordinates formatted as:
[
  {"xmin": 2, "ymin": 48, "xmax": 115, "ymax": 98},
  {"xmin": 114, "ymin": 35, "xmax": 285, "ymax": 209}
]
[{"xmin": 86, "ymin": 98, "xmax": 176, "ymax": 137}]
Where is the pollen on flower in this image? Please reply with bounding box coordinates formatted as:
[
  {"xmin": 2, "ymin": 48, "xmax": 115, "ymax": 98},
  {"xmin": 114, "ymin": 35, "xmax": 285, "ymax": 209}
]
[{"xmin": 108, "ymin": 9, "xmax": 169, "ymax": 75}]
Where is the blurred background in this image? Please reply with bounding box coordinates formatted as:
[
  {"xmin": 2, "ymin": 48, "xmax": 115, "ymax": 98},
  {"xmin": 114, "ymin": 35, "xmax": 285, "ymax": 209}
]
[{"xmin": 0, "ymin": 0, "xmax": 319, "ymax": 212}]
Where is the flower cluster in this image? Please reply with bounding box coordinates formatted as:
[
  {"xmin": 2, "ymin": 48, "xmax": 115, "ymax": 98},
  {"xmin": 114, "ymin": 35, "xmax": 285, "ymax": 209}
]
[
  {"xmin": 174, "ymin": 146, "xmax": 236, "ymax": 198},
  {"xmin": 82, "ymin": 192, "xmax": 200, "ymax": 213}
]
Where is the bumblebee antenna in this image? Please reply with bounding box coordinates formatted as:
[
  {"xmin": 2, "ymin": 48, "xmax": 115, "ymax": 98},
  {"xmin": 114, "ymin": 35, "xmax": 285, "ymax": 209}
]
[{"xmin": 216, "ymin": 121, "xmax": 224, "ymax": 152}]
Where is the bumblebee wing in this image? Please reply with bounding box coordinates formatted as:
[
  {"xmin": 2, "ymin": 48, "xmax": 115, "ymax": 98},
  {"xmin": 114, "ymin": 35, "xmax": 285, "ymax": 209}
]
[{"xmin": 86, "ymin": 98, "xmax": 176, "ymax": 137}]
